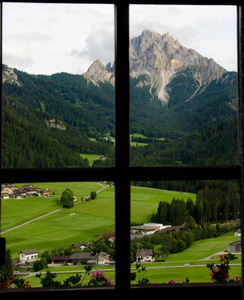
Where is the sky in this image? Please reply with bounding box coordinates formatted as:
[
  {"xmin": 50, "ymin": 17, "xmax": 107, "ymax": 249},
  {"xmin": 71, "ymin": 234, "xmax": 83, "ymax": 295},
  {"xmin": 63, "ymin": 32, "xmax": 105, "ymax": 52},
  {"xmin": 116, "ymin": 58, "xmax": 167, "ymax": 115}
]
[{"xmin": 2, "ymin": 3, "xmax": 238, "ymax": 75}]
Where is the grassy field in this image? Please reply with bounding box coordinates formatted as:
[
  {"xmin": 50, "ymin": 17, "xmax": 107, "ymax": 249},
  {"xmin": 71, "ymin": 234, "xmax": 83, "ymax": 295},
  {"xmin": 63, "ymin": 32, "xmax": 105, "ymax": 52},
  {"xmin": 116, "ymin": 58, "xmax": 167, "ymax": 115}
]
[
  {"xmin": 1, "ymin": 184, "xmax": 194, "ymax": 259},
  {"xmin": 80, "ymin": 154, "xmax": 103, "ymax": 166},
  {"xmin": 15, "ymin": 181, "xmax": 101, "ymax": 197},
  {"xmin": 130, "ymin": 186, "xmax": 196, "ymax": 223},
  {"xmin": 130, "ymin": 133, "xmax": 148, "ymax": 146}
]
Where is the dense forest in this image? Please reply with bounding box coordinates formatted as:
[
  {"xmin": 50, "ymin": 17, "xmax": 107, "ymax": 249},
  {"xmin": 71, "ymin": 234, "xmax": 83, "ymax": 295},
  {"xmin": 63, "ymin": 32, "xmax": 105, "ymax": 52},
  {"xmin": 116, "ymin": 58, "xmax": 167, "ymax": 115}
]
[
  {"xmin": 130, "ymin": 119, "xmax": 238, "ymax": 166},
  {"xmin": 151, "ymin": 180, "xmax": 239, "ymax": 226},
  {"xmin": 1, "ymin": 64, "xmax": 238, "ymax": 168},
  {"xmin": 2, "ymin": 93, "xmax": 114, "ymax": 168}
]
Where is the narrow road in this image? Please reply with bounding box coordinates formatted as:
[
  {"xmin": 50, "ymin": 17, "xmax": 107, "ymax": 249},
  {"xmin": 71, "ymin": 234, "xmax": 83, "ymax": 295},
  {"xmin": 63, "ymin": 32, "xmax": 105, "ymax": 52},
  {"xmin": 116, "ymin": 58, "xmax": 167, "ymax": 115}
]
[{"xmin": 1, "ymin": 182, "xmax": 110, "ymax": 235}]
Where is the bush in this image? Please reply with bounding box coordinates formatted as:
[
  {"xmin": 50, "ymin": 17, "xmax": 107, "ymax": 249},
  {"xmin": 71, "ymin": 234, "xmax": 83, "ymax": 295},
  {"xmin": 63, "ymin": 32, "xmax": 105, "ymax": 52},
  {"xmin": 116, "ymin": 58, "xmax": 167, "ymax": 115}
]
[
  {"xmin": 33, "ymin": 258, "xmax": 47, "ymax": 272},
  {"xmin": 90, "ymin": 191, "xmax": 97, "ymax": 200},
  {"xmin": 60, "ymin": 188, "xmax": 74, "ymax": 208}
]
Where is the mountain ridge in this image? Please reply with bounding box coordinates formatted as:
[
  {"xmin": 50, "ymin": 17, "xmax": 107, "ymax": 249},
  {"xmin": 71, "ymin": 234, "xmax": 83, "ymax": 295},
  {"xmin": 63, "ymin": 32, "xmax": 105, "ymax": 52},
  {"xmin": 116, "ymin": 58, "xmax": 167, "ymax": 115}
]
[
  {"xmin": 1, "ymin": 29, "xmax": 238, "ymax": 168},
  {"xmin": 84, "ymin": 30, "xmax": 227, "ymax": 103}
]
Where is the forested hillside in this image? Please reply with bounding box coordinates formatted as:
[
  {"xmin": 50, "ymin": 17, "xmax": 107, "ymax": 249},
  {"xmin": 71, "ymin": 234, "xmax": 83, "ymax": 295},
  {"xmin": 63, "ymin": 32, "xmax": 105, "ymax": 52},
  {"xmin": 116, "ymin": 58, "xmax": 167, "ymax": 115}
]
[
  {"xmin": 1, "ymin": 64, "xmax": 238, "ymax": 168},
  {"xmin": 2, "ymin": 93, "xmax": 114, "ymax": 168}
]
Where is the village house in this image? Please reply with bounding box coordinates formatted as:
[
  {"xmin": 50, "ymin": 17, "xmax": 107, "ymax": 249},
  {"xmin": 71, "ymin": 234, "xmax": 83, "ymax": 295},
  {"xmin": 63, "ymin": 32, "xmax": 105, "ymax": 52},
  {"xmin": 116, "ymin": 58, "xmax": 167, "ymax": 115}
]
[
  {"xmin": 19, "ymin": 249, "xmax": 40, "ymax": 263},
  {"xmin": 156, "ymin": 223, "xmax": 186, "ymax": 234},
  {"xmin": 96, "ymin": 232, "xmax": 115, "ymax": 243},
  {"xmin": 1, "ymin": 188, "xmax": 10, "ymax": 199},
  {"xmin": 51, "ymin": 256, "xmax": 71, "ymax": 264},
  {"xmin": 70, "ymin": 252, "xmax": 92, "ymax": 264},
  {"xmin": 234, "ymin": 228, "xmax": 241, "ymax": 236},
  {"xmin": 96, "ymin": 252, "xmax": 110, "ymax": 265},
  {"xmin": 71, "ymin": 242, "xmax": 91, "ymax": 251},
  {"xmin": 136, "ymin": 249, "xmax": 154, "ymax": 263},
  {"xmin": 69, "ymin": 252, "xmax": 111, "ymax": 265},
  {"xmin": 229, "ymin": 240, "xmax": 241, "ymax": 252},
  {"xmin": 38, "ymin": 189, "xmax": 51, "ymax": 197},
  {"xmin": 1, "ymin": 184, "xmax": 18, "ymax": 199},
  {"xmin": 131, "ymin": 223, "xmax": 171, "ymax": 237}
]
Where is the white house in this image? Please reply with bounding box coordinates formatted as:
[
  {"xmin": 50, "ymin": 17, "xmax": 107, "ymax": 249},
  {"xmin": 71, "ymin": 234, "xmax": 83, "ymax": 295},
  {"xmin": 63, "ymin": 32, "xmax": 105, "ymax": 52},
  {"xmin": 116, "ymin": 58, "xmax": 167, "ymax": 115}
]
[
  {"xmin": 136, "ymin": 249, "xmax": 154, "ymax": 263},
  {"xmin": 234, "ymin": 229, "xmax": 241, "ymax": 236},
  {"xmin": 97, "ymin": 252, "xmax": 110, "ymax": 265},
  {"xmin": 131, "ymin": 223, "xmax": 171, "ymax": 236},
  {"xmin": 19, "ymin": 249, "xmax": 40, "ymax": 263}
]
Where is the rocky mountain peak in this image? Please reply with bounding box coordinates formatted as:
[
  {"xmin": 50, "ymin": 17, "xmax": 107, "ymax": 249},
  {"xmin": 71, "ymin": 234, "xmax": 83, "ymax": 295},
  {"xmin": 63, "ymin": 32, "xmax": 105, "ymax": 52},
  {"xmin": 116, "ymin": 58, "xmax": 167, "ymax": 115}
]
[
  {"xmin": 129, "ymin": 30, "xmax": 226, "ymax": 102},
  {"xmin": 83, "ymin": 30, "xmax": 227, "ymax": 103},
  {"xmin": 83, "ymin": 59, "xmax": 115, "ymax": 87},
  {"xmin": 2, "ymin": 65, "xmax": 21, "ymax": 87}
]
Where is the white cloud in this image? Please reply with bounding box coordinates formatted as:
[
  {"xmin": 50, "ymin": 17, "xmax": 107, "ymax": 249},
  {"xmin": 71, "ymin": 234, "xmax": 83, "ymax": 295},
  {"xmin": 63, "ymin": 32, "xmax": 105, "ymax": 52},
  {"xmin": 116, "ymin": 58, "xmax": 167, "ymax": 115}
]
[
  {"xmin": 2, "ymin": 3, "xmax": 114, "ymax": 75},
  {"xmin": 2, "ymin": 3, "xmax": 237, "ymax": 74},
  {"xmin": 3, "ymin": 42, "xmax": 33, "ymax": 69},
  {"xmin": 130, "ymin": 5, "xmax": 237, "ymax": 71}
]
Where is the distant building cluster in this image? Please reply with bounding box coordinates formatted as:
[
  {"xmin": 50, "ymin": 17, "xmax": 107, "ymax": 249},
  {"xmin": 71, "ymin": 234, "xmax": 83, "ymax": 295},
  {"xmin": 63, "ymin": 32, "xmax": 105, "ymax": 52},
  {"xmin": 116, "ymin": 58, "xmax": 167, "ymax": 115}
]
[{"xmin": 1, "ymin": 184, "xmax": 51, "ymax": 199}]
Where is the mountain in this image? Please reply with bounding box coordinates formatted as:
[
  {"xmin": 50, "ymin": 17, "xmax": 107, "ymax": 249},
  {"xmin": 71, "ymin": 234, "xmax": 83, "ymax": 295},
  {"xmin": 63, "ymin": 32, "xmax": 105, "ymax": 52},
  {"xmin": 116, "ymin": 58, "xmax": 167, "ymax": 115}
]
[
  {"xmin": 85, "ymin": 30, "xmax": 227, "ymax": 103},
  {"xmin": 1, "ymin": 30, "xmax": 238, "ymax": 168},
  {"xmin": 129, "ymin": 30, "xmax": 226, "ymax": 103},
  {"xmin": 83, "ymin": 59, "xmax": 115, "ymax": 87}
]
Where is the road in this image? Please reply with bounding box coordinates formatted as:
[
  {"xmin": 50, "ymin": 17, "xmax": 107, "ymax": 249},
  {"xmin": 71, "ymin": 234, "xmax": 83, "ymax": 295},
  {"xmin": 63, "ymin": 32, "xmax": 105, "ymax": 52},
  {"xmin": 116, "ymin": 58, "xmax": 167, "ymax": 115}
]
[{"xmin": 1, "ymin": 182, "xmax": 110, "ymax": 235}]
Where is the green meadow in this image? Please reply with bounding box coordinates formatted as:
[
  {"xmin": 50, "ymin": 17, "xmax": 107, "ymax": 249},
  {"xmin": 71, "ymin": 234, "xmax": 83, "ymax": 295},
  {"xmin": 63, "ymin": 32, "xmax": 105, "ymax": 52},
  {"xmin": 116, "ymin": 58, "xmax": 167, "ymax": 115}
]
[
  {"xmin": 2, "ymin": 181, "xmax": 241, "ymax": 286},
  {"xmin": 80, "ymin": 154, "xmax": 103, "ymax": 166},
  {"xmin": 2, "ymin": 184, "xmax": 196, "ymax": 258},
  {"xmin": 130, "ymin": 186, "xmax": 196, "ymax": 223}
]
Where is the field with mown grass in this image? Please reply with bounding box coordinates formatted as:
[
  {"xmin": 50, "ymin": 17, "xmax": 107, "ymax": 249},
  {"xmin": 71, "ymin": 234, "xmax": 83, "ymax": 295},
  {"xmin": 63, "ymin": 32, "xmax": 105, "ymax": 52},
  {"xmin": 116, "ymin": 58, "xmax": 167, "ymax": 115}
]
[
  {"xmin": 1, "ymin": 183, "xmax": 194, "ymax": 259},
  {"xmin": 130, "ymin": 186, "xmax": 196, "ymax": 223},
  {"xmin": 23, "ymin": 231, "xmax": 242, "ymax": 287}
]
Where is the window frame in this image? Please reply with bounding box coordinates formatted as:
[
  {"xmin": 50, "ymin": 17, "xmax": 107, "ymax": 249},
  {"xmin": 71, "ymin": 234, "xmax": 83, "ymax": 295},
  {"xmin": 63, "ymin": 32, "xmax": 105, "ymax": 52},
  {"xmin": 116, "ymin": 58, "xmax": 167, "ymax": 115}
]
[{"xmin": 0, "ymin": 1, "xmax": 243, "ymax": 299}]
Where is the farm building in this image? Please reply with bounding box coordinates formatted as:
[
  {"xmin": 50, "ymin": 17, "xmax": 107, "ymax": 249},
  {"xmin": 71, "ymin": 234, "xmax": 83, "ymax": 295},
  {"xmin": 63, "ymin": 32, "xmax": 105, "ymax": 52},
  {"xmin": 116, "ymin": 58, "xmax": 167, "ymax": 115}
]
[
  {"xmin": 234, "ymin": 229, "xmax": 241, "ymax": 236},
  {"xmin": 131, "ymin": 223, "xmax": 171, "ymax": 236},
  {"xmin": 70, "ymin": 252, "xmax": 92, "ymax": 264},
  {"xmin": 51, "ymin": 256, "xmax": 71, "ymax": 264},
  {"xmin": 69, "ymin": 252, "xmax": 111, "ymax": 265},
  {"xmin": 19, "ymin": 249, "xmax": 40, "ymax": 263},
  {"xmin": 229, "ymin": 240, "xmax": 241, "ymax": 252},
  {"xmin": 136, "ymin": 249, "xmax": 154, "ymax": 263}
]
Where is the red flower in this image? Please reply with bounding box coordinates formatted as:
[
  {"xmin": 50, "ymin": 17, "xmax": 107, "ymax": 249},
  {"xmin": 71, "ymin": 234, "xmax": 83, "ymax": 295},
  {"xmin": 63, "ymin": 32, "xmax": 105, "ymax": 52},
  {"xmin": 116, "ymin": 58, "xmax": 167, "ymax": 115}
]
[{"xmin": 235, "ymin": 276, "xmax": 242, "ymax": 282}]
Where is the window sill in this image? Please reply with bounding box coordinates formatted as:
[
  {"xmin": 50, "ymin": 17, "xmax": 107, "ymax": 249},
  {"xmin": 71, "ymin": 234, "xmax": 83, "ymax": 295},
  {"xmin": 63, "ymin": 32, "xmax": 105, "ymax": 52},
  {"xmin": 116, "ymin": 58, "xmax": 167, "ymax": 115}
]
[{"xmin": 0, "ymin": 282, "xmax": 241, "ymax": 299}]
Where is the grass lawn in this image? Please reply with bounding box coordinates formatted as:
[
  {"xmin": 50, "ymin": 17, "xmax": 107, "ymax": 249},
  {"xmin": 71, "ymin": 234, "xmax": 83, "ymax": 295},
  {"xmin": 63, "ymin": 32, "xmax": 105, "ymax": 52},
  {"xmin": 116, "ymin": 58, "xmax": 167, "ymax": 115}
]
[
  {"xmin": 15, "ymin": 181, "xmax": 101, "ymax": 197},
  {"xmin": 1, "ymin": 197, "xmax": 60, "ymax": 232},
  {"xmin": 2, "ymin": 182, "xmax": 102, "ymax": 232},
  {"xmin": 80, "ymin": 154, "xmax": 103, "ymax": 166},
  {"xmin": 23, "ymin": 268, "xmax": 116, "ymax": 288},
  {"xmin": 2, "ymin": 185, "xmax": 115, "ymax": 259},
  {"xmin": 2, "ymin": 184, "xmax": 198, "ymax": 258},
  {"xmin": 143, "ymin": 265, "xmax": 241, "ymax": 284},
  {"xmin": 130, "ymin": 186, "xmax": 196, "ymax": 223},
  {"xmin": 166, "ymin": 232, "xmax": 239, "ymax": 262}
]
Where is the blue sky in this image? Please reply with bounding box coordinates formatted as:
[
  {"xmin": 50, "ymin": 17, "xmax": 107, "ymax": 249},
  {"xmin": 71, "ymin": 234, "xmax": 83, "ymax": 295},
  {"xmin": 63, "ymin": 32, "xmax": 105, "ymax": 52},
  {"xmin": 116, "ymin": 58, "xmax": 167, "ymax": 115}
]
[{"xmin": 2, "ymin": 3, "xmax": 237, "ymax": 75}]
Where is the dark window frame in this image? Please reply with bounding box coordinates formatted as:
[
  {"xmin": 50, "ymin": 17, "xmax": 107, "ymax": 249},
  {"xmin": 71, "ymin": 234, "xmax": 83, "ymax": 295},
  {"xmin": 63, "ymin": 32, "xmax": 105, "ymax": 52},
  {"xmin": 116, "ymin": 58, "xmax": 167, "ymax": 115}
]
[{"xmin": 0, "ymin": 1, "xmax": 243, "ymax": 299}]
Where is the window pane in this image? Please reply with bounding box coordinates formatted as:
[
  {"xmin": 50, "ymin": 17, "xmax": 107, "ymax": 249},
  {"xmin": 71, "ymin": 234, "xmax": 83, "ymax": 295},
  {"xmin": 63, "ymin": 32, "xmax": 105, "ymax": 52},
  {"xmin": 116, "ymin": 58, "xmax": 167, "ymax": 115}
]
[
  {"xmin": 2, "ymin": 3, "xmax": 115, "ymax": 168},
  {"xmin": 1, "ymin": 181, "xmax": 115, "ymax": 287},
  {"xmin": 130, "ymin": 180, "xmax": 241, "ymax": 284},
  {"xmin": 129, "ymin": 5, "xmax": 238, "ymax": 166}
]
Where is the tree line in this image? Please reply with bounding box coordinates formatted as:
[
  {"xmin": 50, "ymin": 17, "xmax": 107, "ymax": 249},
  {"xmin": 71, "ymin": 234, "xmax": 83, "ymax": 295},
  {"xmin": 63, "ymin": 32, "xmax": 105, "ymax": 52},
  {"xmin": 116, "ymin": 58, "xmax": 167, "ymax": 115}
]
[
  {"xmin": 131, "ymin": 216, "xmax": 239, "ymax": 262},
  {"xmin": 152, "ymin": 185, "xmax": 239, "ymax": 226}
]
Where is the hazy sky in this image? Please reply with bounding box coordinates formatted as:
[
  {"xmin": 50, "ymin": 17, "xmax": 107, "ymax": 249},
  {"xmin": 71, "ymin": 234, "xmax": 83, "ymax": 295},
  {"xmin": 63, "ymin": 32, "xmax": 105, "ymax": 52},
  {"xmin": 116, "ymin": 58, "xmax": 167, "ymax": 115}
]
[{"xmin": 2, "ymin": 3, "xmax": 238, "ymax": 75}]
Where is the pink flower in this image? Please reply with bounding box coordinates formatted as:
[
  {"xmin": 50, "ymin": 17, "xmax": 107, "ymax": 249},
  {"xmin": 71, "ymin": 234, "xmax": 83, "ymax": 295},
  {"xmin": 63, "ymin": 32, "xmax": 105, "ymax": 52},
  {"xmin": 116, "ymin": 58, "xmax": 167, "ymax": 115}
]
[{"xmin": 167, "ymin": 279, "xmax": 177, "ymax": 284}]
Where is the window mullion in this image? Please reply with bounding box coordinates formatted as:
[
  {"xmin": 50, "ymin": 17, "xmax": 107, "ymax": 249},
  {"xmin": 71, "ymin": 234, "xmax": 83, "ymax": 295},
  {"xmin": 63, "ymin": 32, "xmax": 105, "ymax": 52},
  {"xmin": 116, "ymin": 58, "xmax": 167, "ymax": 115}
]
[{"xmin": 114, "ymin": 2, "xmax": 131, "ymax": 297}]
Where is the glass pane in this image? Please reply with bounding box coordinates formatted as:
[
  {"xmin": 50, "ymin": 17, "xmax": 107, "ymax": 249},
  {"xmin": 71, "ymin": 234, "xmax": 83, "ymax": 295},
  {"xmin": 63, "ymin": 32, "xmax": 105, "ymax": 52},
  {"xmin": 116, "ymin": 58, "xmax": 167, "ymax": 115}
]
[
  {"xmin": 130, "ymin": 180, "xmax": 241, "ymax": 285},
  {"xmin": 129, "ymin": 5, "xmax": 238, "ymax": 166},
  {"xmin": 2, "ymin": 3, "xmax": 115, "ymax": 168},
  {"xmin": 1, "ymin": 181, "xmax": 115, "ymax": 287}
]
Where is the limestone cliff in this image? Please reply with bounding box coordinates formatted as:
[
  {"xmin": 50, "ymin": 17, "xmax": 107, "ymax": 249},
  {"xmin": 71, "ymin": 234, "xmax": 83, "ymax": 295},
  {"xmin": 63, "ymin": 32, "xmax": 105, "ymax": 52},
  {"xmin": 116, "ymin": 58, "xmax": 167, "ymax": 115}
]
[
  {"xmin": 129, "ymin": 30, "xmax": 226, "ymax": 102},
  {"xmin": 84, "ymin": 30, "xmax": 227, "ymax": 103},
  {"xmin": 83, "ymin": 59, "xmax": 115, "ymax": 87},
  {"xmin": 2, "ymin": 65, "xmax": 21, "ymax": 87}
]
